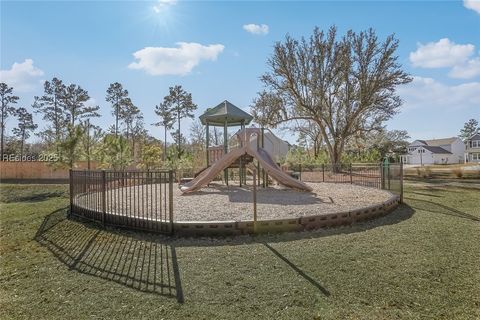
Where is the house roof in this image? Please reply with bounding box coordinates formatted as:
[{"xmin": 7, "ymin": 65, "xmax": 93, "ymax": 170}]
[
  {"xmin": 199, "ymin": 100, "xmax": 253, "ymax": 127},
  {"xmin": 424, "ymin": 137, "xmax": 458, "ymax": 146},
  {"xmin": 468, "ymin": 132, "xmax": 480, "ymax": 140},
  {"xmin": 422, "ymin": 146, "xmax": 452, "ymax": 154}
]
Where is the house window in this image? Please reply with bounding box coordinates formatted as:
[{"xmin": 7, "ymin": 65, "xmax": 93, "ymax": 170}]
[
  {"xmin": 471, "ymin": 140, "xmax": 479, "ymax": 148},
  {"xmin": 472, "ymin": 153, "xmax": 480, "ymax": 161}
]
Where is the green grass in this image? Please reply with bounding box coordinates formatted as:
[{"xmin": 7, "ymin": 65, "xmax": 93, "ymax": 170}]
[{"xmin": 1, "ymin": 182, "xmax": 479, "ymax": 319}]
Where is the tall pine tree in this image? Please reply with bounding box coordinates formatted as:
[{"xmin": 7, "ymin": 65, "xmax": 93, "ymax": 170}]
[
  {"xmin": 460, "ymin": 119, "xmax": 479, "ymax": 140},
  {"xmin": 105, "ymin": 82, "xmax": 129, "ymax": 137},
  {"xmin": 13, "ymin": 107, "xmax": 37, "ymax": 159},
  {"xmin": 33, "ymin": 78, "xmax": 67, "ymax": 151},
  {"xmin": 63, "ymin": 83, "xmax": 100, "ymax": 126},
  {"xmin": 0, "ymin": 83, "xmax": 19, "ymax": 160},
  {"xmin": 163, "ymin": 85, "xmax": 197, "ymax": 159},
  {"xmin": 153, "ymin": 101, "xmax": 175, "ymax": 161}
]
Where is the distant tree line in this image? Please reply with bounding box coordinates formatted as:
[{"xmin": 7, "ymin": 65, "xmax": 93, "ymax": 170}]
[
  {"xmin": 2, "ymin": 25, "xmax": 477, "ymax": 170},
  {"xmin": 0, "ymin": 79, "xmax": 200, "ymax": 171}
]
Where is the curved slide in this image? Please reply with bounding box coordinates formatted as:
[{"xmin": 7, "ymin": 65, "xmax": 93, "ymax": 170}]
[
  {"xmin": 252, "ymin": 147, "xmax": 313, "ymax": 192},
  {"xmin": 180, "ymin": 146, "xmax": 312, "ymax": 193}
]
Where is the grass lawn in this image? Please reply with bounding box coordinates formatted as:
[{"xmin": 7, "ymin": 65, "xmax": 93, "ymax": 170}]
[{"xmin": 1, "ymin": 181, "xmax": 479, "ymax": 319}]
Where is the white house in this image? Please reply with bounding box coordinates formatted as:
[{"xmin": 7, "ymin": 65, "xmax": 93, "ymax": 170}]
[
  {"xmin": 401, "ymin": 137, "xmax": 465, "ymax": 165},
  {"xmin": 464, "ymin": 132, "xmax": 480, "ymax": 163}
]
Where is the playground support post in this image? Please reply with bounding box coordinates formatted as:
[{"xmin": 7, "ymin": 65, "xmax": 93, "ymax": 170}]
[
  {"xmin": 223, "ymin": 119, "xmax": 228, "ymax": 185},
  {"xmin": 261, "ymin": 127, "xmax": 266, "ymax": 188},
  {"xmin": 206, "ymin": 123, "xmax": 210, "ymax": 166},
  {"xmin": 400, "ymin": 161, "xmax": 404, "ymax": 203},
  {"xmin": 256, "ymin": 134, "xmax": 261, "ymax": 186},
  {"xmin": 253, "ymin": 168, "xmax": 257, "ymax": 233}
]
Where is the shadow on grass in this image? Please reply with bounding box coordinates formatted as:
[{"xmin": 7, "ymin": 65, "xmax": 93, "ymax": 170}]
[
  {"xmin": 263, "ymin": 243, "xmax": 330, "ymax": 296},
  {"xmin": 404, "ymin": 197, "xmax": 480, "ymax": 222},
  {"xmin": 1, "ymin": 190, "xmax": 66, "ymax": 203},
  {"xmin": 411, "ymin": 191, "xmax": 442, "ymax": 198},
  {"xmin": 35, "ymin": 203, "xmax": 414, "ymax": 302},
  {"xmin": 34, "ymin": 208, "xmax": 184, "ymax": 303},
  {"xmin": 168, "ymin": 203, "xmax": 415, "ymax": 248}
]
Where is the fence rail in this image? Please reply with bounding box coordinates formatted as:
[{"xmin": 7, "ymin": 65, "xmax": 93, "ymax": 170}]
[
  {"xmin": 288, "ymin": 163, "xmax": 403, "ymax": 201},
  {"xmin": 70, "ymin": 170, "xmax": 174, "ymax": 234},
  {"xmin": 69, "ymin": 163, "xmax": 403, "ymax": 236}
]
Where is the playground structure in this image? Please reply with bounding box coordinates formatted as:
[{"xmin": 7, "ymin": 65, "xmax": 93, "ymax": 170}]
[
  {"xmin": 181, "ymin": 100, "xmax": 311, "ymax": 193},
  {"xmin": 68, "ymin": 100, "xmax": 403, "ymax": 236}
]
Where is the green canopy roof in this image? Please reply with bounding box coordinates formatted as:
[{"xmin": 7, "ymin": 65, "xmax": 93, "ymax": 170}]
[{"xmin": 199, "ymin": 100, "xmax": 253, "ymax": 127}]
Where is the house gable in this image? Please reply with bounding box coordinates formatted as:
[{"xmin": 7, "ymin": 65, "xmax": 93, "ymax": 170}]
[
  {"xmin": 409, "ymin": 140, "xmax": 427, "ymax": 147},
  {"xmin": 468, "ymin": 133, "xmax": 480, "ymax": 141}
]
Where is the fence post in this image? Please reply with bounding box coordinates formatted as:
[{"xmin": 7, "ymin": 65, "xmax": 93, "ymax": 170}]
[
  {"xmin": 299, "ymin": 163, "xmax": 302, "ymax": 181},
  {"xmin": 380, "ymin": 163, "xmax": 383, "ymax": 189},
  {"xmin": 169, "ymin": 170, "xmax": 174, "ymax": 235},
  {"xmin": 69, "ymin": 169, "xmax": 73, "ymax": 217},
  {"xmin": 84, "ymin": 168, "xmax": 87, "ymax": 193},
  {"xmin": 350, "ymin": 164, "xmax": 353, "ymax": 184},
  {"xmin": 387, "ymin": 164, "xmax": 391, "ymax": 190},
  {"xmin": 102, "ymin": 170, "xmax": 106, "ymax": 227},
  {"xmin": 322, "ymin": 164, "xmax": 325, "ymax": 182},
  {"xmin": 400, "ymin": 162, "xmax": 404, "ymax": 203}
]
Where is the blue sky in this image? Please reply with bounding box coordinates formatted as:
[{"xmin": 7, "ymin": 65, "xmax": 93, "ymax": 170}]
[{"xmin": 1, "ymin": 0, "xmax": 480, "ymax": 144}]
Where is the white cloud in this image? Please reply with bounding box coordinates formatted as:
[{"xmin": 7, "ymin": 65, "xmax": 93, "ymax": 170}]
[
  {"xmin": 0, "ymin": 59, "xmax": 44, "ymax": 92},
  {"xmin": 243, "ymin": 24, "xmax": 269, "ymax": 35},
  {"xmin": 409, "ymin": 38, "xmax": 474, "ymax": 68},
  {"xmin": 397, "ymin": 76, "xmax": 480, "ymax": 111},
  {"xmin": 153, "ymin": 0, "xmax": 177, "ymax": 13},
  {"xmin": 464, "ymin": 0, "xmax": 480, "ymax": 14},
  {"xmin": 449, "ymin": 57, "xmax": 480, "ymax": 79},
  {"xmin": 409, "ymin": 38, "xmax": 480, "ymax": 79},
  {"xmin": 128, "ymin": 42, "xmax": 224, "ymax": 76}
]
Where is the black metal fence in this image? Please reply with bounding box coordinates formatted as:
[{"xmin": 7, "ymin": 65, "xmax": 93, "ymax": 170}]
[
  {"xmin": 70, "ymin": 170, "xmax": 174, "ymax": 234},
  {"xmin": 69, "ymin": 164, "xmax": 403, "ymax": 235},
  {"xmin": 289, "ymin": 163, "xmax": 403, "ymax": 202}
]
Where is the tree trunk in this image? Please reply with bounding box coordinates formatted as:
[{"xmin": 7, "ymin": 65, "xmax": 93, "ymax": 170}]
[
  {"xmin": 164, "ymin": 127, "xmax": 167, "ymax": 162},
  {"xmin": 115, "ymin": 100, "xmax": 119, "ymax": 137},
  {"xmin": 20, "ymin": 130, "xmax": 25, "ymax": 161},
  {"xmin": 177, "ymin": 111, "xmax": 181, "ymax": 160},
  {"xmin": 328, "ymin": 142, "xmax": 344, "ymax": 173}
]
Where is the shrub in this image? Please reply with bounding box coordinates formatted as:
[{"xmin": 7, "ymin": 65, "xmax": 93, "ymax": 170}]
[
  {"xmin": 417, "ymin": 167, "xmax": 431, "ymax": 178},
  {"xmin": 451, "ymin": 168, "xmax": 463, "ymax": 178}
]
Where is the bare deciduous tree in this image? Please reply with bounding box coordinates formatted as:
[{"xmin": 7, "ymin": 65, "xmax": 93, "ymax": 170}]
[{"xmin": 252, "ymin": 26, "xmax": 412, "ymax": 165}]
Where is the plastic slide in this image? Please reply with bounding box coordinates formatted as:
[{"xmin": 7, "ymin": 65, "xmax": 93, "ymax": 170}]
[
  {"xmin": 252, "ymin": 147, "xmax": 313, "ymax": 192},
  {"xmin": 180, "ymin": 146, "xmax": 312, "ymax": 193}
]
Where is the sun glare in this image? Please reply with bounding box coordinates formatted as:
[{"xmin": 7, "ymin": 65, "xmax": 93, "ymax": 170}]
[{"xmin": 144, "ymin": 0, "xmax": 181, "ymax": 34}]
